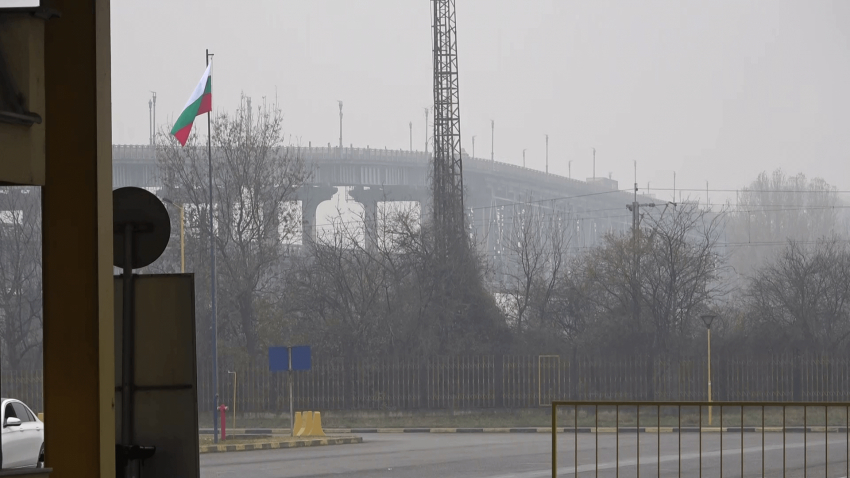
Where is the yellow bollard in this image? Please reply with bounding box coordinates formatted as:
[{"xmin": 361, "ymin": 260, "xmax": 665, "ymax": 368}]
[
  {"xmin": 292, "ymin": 411, "xmax": 303, "ymax": 437},
  {"xmin": 310, "ymin": 411, "xmax": 326, "ymax": 437},
  {"xmin": 297, "ymin": 411, "xmax": 312, "ymax": 437}
]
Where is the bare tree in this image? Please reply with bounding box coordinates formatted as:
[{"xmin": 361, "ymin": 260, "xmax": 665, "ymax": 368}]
[
  {"xmin": 156, "ymin": 95, "xmax": 307, "ymax": 358},
  {"xmin": 0, "ymin": 187, "xmax": 42, "ymax": 370},
  {"xmin": 726, "ymin": 169, "xmax": 844, "ymax": 276},
  {"xmin": 497, "ymin": 203, "xmax": 571, "ymax": 334},
  {"xmin": 287, "ymin": 200, "xmax": 508, "ymax": 357},
  {"xmin": 574, "ymin": 202, "xmax": 728, "ymax": 355},
  {"xmin": 638, "ymin": 202, "xmax": 729, "ymax": 353},
  {"xmin": 744, "ymin": 237, "xmax": 850, "ymax": 352}
]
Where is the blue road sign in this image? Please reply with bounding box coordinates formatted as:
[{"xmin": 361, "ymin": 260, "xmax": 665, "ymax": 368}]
[
  {"xmin": 268, "ymin": 346, "xmax": 289, "ymax": 372},
  {"xmin": 291, "ymin": 346, "xmax": 311, "ymax": 371}
]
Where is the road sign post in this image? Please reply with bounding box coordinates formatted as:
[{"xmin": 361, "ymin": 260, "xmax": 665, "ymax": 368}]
[{"xmin": 269, "ymin": 346, "xmax": 311, "ymax": 437}]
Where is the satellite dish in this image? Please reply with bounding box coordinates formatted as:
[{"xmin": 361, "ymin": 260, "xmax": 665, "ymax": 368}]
[{"xmin": 113, "ymin": 187, "xmax": 171, "ymax": 269}]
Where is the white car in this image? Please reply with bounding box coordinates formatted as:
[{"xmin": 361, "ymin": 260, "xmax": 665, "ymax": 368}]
[{"xmin": 0, "ymin": 398, "xmax": 43, "ymax": 469}]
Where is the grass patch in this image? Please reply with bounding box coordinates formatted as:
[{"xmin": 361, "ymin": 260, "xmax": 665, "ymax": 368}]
[{"xmin": 209, "ymin": 406, "xmax": 850, "ymax": 429}]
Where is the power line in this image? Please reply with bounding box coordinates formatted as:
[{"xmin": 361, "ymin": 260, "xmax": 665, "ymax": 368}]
[
  {"xmin": 470, "ymin": 189, "xmax": 630, "ymax": 211},
  {"xmin": 651, "ymin": 187, "xmax": 850, "ymax": 194}
]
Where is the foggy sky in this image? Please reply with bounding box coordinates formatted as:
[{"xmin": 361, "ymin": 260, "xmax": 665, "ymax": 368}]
[{"xmin": 111, "ymin": 0, "xmax": 850, "ymax": 199}]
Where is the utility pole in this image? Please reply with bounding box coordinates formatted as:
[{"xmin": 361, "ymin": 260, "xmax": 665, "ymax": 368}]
[
  {"xmin": 148, "ymin": 98, "xmax": 152, "ymax": 145},
  {"xmin": 630, "ymin": 176, "xmax": 640, "ymax": 346},
  {"xmin": 472, "ymin": 135, "xmax": 476, "ymax": 158},
  {"xmin": 522, "ymin": 148, "xmax": 526, "ymax": 168},
  {"xmin": 490, "ymin": 119, "xmax": 494, "ymax": 162},
  {"xmin": 545, "ymin": 134, "xmax": 548, "ymax": 174},
  {"xmin": 337, "ymin": 101, "xmax": 343, "ymax": 148},
  {"xmin": 626, "ymin": 163, "xmax": 657, "ymax": 346},
  {"xmin": 409, "ymin": 121, "xmax": 413, "ymax": 152}
]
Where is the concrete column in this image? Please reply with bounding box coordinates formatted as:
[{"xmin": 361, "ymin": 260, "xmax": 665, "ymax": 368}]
[
  {"xmin": 348, "ymin": 185, "xmax": 428, "ymax": 249},
  {"xmin": 297, "ymin": 185, "xmax": 337, "ymax": 245},
  {"xmin": 43, "ymin": 0, "xmax": 115, "ymax": 476},
  {"xmin": 348, "ymin": 186, "xmax": 381, "ymax": 249}
]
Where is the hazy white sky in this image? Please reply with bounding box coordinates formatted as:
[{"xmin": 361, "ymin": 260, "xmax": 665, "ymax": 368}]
[{"xmin": 111, "ymin": 0, "xmax": 850, "ymax": 199}]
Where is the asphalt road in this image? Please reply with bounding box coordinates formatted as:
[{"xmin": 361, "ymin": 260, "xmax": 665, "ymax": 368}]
[{"xmin": 200, "ymin": 432, "xmax": 850, "ymax": 478}]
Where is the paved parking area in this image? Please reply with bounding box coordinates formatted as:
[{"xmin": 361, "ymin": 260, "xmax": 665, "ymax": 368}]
[{"xmin": 200, "ymin": 432, "xmax": 850, "ymax": 478}]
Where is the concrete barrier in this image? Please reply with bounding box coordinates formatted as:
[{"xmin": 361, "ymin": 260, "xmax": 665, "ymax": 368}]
[{"xmin": 294, "ymin": 411, "xmax": 326, "ymax": 437}]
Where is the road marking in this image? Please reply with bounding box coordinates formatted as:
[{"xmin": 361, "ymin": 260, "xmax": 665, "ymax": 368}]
[{"xmin": 486, "ymin": 440, "xmax": 839, "ymax": 478}]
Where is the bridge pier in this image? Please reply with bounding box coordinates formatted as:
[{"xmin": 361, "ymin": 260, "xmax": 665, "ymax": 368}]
[
  {"xmin": 297, "ymin": 185, "xmax": 338, "ymax": 245},
  {"xmin": 348, "ymin": 185, "xmax": 428, "ymax": 249}
]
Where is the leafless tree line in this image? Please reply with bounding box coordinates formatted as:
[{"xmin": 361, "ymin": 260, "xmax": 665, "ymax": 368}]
[{"xmin": 1, "ymin": 95, "xmax": 848, "ymax": 369}]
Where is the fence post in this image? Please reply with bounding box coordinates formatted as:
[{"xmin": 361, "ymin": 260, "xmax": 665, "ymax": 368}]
[
  {"xmin": 417, "ymin": 356, "xmax": 426, "ymax": 409},
  {"xmin": 494, "ymin": 355, "xmax": 504, "ymax": 408},
  {"xmin": 570, "ymin": 348, "xmax": 578, "ymax": 401},
  {"xmin": 793, "ymin": 350, "xmax": 802, "ymax": 402}
]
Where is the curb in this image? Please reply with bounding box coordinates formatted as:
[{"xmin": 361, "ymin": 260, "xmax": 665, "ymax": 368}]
[
  {"xmin": 201, "ymin": 426, "xmax": 848, "ymax": 435},
  {"xmin": 199, "ymin": 436, "xmax": 362, "ymax": 454}
]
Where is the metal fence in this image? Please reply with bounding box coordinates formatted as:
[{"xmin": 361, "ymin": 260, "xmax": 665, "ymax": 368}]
[
  {"xmin": 195, "ymin": 354, "xmax": 850, "ymax": 413},
  {"xmin": 551, "ymin": 400, "xmax": 850, "ymax": 477},
  {"xmin": 4, "ymin": 355, "xmax": 849, "ymax": 415},
  {"xmin": 0, "ymin": 369, "xmax": 43, "ymax": 413}
]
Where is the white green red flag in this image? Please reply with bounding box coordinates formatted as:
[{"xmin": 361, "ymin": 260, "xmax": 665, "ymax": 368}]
[{"xmin": 170, "ymin": 62, "xmax": 212, "ymax": 146}]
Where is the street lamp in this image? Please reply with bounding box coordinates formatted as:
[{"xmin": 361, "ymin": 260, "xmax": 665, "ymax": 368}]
[
  {"xmin": 472, "ymin": 135, "xmax": 476, "ymax": 159},
  {"xmin": 162, "ymin": 198, "xmax": 185, "ymax": 273},
  {"xmin": 701, "ymin": 313, "xmax": 717, "ymax": 425},
  {"xmin": 337, "ymin": 100, "xmax": 343, "ymax": 149},
  {"xmin": 522, "ymin": 149, "xmax": 526, "ymax": 168},
  {"xmin": 490, "ymin": 119, "xmax": 494, "ymax": 162},
  {"xmin": 424, "ymin": 107, "xmax": 430, "ymax": 154},
  {"xmin": 227, "ymin": 370, "xmax": 237, "ymax": 429}
]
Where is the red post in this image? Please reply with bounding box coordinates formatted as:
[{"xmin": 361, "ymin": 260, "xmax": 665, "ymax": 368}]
[{"xmin": 218, "ymin": 404, "xmax": 228, "ymax": 441}]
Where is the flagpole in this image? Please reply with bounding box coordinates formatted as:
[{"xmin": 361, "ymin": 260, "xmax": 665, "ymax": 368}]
[{"xmin": 206, "ymin": 48, "xmax": 219, "ymax": 445}]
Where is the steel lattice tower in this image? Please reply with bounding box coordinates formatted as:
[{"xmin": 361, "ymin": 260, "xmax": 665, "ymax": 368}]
[{"xmin": 431, "ymin": 0, "xmax": 465, "ymax": 251}]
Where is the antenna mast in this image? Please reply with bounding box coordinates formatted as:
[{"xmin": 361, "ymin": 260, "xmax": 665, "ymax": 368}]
[{"xmin": 432, "ymin": 0, "xmax": 465, "ymax": 253}]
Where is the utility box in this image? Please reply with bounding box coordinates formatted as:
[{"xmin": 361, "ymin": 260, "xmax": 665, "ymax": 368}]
[
  {"xmin": 0, "ymin": 10, "xmax": 48, "ymax": 186},
  {"xmin": 115, "ymin": 274, "xmax": 200, "ymax": 478}
]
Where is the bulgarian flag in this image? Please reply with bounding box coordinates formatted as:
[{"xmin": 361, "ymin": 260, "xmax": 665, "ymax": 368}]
[{"xmin": 170, "ymin": 62, "xmax": 212, "ymax": 146}]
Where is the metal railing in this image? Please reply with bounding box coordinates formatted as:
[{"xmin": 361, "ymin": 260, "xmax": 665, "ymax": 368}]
[
  {"xmin": 7, "ymin": 355, "xmax": 850, "ymax": 416},
  {"xmin": 195, "ymin": 354, "xmax": 850, "ymax": 412},
  {"xmin": 551, "ymin": 400, "xmax": 850, "ymax": 477}
]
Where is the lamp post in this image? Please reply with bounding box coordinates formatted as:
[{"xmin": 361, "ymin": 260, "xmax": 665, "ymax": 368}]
[
  {"xmin": 227, "ymin": 370, "xmax": 237, "ymax": 429},
  {"xmin": 337, "ymin": 100, "xmax": 343, "ymax": 149},
  {"xmin": 162, "ymin": 198, "xmax": 185, "ymax": 273},
  {"xmin": 472, "ymin": 135, "xmax": 476, "ymax": 158},
  {"xmin": 490, "ymin": 119, "xmax": 494, "ymax": 162},
  {"xmin": 568, "ymin": 160, "xmax": 572, "ymax": 179},
  {"xmin": 701, "ymin": 314, "xmax": 717, "ymax": 425},
  {"xmin": 545, "ymin": 134, "xmax": 548, "ymax": 174},
  {"xmin": 522, "ymin": 149, "xmax": 526, "ymax": 168},
  {"xmin": 424, "ymin": 107, "xmax": 429, "ymax": 154}
]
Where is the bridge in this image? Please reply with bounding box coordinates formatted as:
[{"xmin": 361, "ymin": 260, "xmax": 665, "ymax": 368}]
[{"xmin": 112, "ymin": 144, "xmax": 650, "ymax": 252}]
